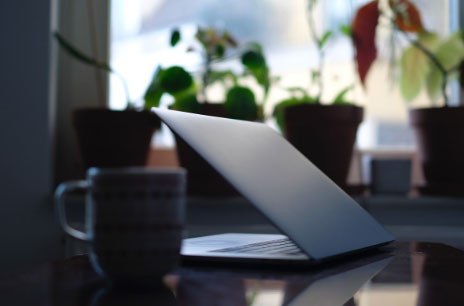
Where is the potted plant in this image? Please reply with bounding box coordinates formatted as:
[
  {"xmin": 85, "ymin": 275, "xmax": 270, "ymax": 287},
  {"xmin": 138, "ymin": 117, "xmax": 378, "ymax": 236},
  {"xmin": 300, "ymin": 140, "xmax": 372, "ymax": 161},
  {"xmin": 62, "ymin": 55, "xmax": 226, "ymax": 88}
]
[
  {"xmin": 272, "ymin": 0, "xmax": 363, "ymax": 190},
  {"xmin": 351, "ymin": 0, "xmax": 464, "ymax": 195},
  {"xmin": 54, "ymin": 33, "xmax": 161, "ymax": 169},
  {"xmin": 146, "ymin": 26, "xmax": 271, "ymax": 196},
  {"xmin": 145, "ymin": 27, "xmax": 271, "ymax": 120}
]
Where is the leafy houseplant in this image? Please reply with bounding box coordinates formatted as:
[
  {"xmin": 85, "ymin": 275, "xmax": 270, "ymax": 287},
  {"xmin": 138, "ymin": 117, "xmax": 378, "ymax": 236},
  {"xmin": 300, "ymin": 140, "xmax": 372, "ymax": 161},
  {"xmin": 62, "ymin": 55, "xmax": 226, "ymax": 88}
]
[
  {"xmin": 144, "ymin": 27, "xmax": 271, "ymax": 121},
  {"xmin": 272, "ymin": 0, "xmax": 363, "ymax": 190},
  {"xmin": 144, "ymin": 27, "xmax": 271, "ymax": 196},
  {"xmin": 54, "ymin": 33, "xmax": 161, "ymax": 169},
  {"xmin": 352, "ymin": 0, "xmax": 464, "ymax": 194}
]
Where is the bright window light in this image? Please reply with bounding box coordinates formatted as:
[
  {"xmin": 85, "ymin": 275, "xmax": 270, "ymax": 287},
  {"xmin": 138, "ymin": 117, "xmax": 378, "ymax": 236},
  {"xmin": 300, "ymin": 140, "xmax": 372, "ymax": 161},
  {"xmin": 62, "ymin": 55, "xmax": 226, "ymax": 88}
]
[{"xmin": 109, "ymin": 0, "xmax": 451, "ymax": 148}]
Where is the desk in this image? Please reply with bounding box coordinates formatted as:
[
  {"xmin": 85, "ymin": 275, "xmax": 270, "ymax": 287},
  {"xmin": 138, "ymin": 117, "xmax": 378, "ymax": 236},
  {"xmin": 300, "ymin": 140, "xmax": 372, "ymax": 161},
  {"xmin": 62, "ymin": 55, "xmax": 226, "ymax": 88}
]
[{"xmin": 1, "ymin": 242, "xmax": 463, "ymax": 305}]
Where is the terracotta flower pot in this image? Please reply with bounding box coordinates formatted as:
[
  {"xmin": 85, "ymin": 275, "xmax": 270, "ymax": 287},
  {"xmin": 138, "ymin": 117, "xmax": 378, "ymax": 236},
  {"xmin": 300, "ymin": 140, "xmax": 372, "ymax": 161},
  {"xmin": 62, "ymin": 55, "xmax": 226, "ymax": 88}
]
[
  {"xmin": 174, "ymin": 103, "xmax": 240, "ymax": 197},
  {"xmin": 283, "ymin": 104, "xmax": 363, "ymax": 187},
  {"xmin": 410, "ymin": 107, "xmax": 464, "ymax": 194},
  {"xmin": 73, "ymin": 108, "xmax": 161, "ymax": 168}
]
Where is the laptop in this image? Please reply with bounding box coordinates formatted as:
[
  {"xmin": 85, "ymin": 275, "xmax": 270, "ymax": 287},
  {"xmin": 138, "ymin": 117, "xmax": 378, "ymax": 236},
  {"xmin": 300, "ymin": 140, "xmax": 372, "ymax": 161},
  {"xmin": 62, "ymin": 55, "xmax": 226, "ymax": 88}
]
[{"xmin": 152, "ymin": 108, "xmax": 394, "ymax": 264}]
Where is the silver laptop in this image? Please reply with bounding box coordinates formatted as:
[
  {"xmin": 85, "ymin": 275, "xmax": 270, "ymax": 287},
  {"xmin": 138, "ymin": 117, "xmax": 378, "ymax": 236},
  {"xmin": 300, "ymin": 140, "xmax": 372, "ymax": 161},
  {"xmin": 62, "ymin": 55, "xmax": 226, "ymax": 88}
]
[{"xmin": 153, "ymin": 108, "xmax": 394, "ymax": 264}]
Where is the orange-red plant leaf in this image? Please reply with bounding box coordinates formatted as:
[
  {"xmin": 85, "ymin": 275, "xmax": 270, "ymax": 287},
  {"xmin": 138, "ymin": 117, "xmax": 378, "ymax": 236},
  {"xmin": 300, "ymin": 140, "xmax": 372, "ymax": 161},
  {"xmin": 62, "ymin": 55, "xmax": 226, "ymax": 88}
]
[
  {"xmin": 352, "ymin": 1, "xmax": 380, "ymax": 86},
  {"xmin": 390, "ymin": 0, "xmax": 423, "ymax": 33}
]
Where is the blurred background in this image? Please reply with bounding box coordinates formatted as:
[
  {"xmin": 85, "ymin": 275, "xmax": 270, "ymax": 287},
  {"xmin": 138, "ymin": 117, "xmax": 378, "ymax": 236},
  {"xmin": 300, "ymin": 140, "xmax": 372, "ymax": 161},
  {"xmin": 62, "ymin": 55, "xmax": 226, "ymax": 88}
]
[
  {"xmin": 0, "ymin": 0, "xmax": 463, "ymax": 274},
  {"xmin": 109, "ymin": 0, "xmax": 454, "ymax": 149}
]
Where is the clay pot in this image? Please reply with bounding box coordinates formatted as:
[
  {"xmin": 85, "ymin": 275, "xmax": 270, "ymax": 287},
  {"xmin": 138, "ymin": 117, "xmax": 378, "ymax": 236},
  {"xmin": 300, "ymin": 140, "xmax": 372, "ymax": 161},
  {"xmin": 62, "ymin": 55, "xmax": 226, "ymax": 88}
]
[
  {"xmin": 73, "ymin": 108, "xmax": 161, "ymax": 168},
  {"xmin": 283, "ymin": 104, "xmax": 363, "ymax": 187},
  {"xmin": 410, "ymin": 107, "xmax": 464, "ymax": 195}
]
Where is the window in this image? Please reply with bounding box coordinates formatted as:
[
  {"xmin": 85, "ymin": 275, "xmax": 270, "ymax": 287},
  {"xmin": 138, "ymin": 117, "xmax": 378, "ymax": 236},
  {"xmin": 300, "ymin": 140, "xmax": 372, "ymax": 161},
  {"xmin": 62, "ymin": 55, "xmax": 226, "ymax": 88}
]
[{"xmin": 109, "ymin": 0, "xmax": 455, "ymax": 149}]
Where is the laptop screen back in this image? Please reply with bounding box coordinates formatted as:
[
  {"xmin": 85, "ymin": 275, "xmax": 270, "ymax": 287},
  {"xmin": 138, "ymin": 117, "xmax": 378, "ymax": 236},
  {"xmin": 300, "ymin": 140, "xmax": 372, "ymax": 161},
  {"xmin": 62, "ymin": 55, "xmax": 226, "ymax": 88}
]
[{"xmin": 153, "ymin": 109, "xmax": 394, "ymax": 260}]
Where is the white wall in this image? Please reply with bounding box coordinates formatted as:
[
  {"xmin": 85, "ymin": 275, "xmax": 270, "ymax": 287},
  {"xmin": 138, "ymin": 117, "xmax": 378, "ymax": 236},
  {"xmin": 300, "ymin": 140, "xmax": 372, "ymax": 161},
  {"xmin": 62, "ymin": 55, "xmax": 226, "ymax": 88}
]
[{"xmin": 0, "ymin": 0, "xmax": 61, "ymax": 271}]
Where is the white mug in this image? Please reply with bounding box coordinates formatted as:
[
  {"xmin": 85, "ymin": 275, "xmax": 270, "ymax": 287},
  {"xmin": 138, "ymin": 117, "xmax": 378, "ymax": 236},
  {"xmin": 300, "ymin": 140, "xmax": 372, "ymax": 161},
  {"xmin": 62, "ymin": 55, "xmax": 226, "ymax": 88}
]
[{"xmin": 55, "ymin": 167, "xmax": 186, "ymax": 282}]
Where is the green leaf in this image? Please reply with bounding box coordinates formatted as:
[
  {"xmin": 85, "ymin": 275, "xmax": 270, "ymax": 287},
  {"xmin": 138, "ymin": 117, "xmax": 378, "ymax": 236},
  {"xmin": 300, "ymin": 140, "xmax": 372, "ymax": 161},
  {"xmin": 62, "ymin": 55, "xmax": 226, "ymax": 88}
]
[
  {"xmin": 224, "ymin": 86, "xmax": 258, "ymax": 121},
  {"xmin": 399, "ymin": 72, "xmax": 421, "ymax": 102},
  {"xmin": 195, "ymin": 27, "xmax": 237, "ymax": 61},
  {"xmin": 170, "ymin": 29, "xmax": 181, "ymax": 47},
  {"xmin": 333, "ymin": 85, "xmax": 354, "ymax": 104},
  {"xmin": 318, "ymin": 30, "xmax": 332, "ymax": 49},
  {"xmin": 144, "ymin": 66, "xmax": 196, "ymax": 109},
  {"xmin": 340, "ymin": 24, "xmax": 352, "ymax": 37},
  {"xmin": 170, "ymin": 93, "xmax": 202, "ymax": 113},
  {"xmin": 143, "ymin": 67, "xmax": 164, "ymax": 109},
  {"xmin": 143, "ymin": 89, "xmax": 163, "ymax": 109},
  {"xmin": 417, "ymin": 31, "xmax": 441, "ymax": 50},
  {"xmin": 434, "ymin": 31, "xmax": 464, "ymax": 71},
  {"xmin": 425, "ymin": 65, "xmax": 442, "ymax": 105},
  {"xmin": 241, "ymin": 49, "xmax": 270, "ymax": 95},
  {"xmin": 252, "ymin": 66, "xmax": 270, "ymax": 88},
  {"xmin": 399, "ymin": 31, "xmax": 440, "ymax": 102},
  {"xmin": 54, "ymin": 32, "xmax": 112, "ymax": 72},
  {"xmin": 415, "ymin": 31, "xmax": 464, "ymax": 104},
  {"xmin": 272, "ymin": 98, "xmax": 304, "ymax": 132},
  {"xmin": 214, "ymin": 43, "xmax": 226, "ymax": 58},
  {"xmin": 195, "ymin": 27, "xmax": 210, "ymax": 49},
  {"xmin": 241, "ymin": 50, "xmax": 265, "ymax": 69},
  {"xmin": 399, "ymin": 45, "xmax": 429, "ymax": 101},
  {"xmin": 160, "ymin": 66, "xmax": 193, "ymax": 94}
]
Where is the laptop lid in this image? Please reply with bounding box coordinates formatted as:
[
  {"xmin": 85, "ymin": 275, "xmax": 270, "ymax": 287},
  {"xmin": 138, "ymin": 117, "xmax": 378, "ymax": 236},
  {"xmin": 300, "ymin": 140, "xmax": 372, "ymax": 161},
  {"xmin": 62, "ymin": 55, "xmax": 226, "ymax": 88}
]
[{"xmin": 153, "ymin": 108, "xmax": 394, "ymax": 261}]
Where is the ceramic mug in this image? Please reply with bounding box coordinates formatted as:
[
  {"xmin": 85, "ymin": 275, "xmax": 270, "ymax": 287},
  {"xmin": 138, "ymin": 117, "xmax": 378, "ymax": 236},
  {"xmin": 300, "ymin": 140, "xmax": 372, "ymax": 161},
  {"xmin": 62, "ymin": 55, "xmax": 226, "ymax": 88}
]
[{"xmin": 55, "ymin": 167, "xmax": 186, "ymax": 282}]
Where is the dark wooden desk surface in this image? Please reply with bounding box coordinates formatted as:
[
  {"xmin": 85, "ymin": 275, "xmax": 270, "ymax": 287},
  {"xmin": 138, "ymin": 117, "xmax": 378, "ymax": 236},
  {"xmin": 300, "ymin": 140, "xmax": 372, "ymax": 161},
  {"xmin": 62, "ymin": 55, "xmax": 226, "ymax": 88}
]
[{"xmin": 1, "ymin": 242, "xmax": 463, "ymax": 305}]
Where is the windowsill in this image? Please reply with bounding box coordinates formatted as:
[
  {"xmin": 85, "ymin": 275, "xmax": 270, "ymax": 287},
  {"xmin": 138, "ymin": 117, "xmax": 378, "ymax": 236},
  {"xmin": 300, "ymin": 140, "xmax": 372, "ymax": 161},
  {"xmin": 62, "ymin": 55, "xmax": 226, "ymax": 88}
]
[
  {"xmin": 357, "ymin": 146, "xmax": 416, "ymax": 155},
  {"xmin": 147, "ymin": 147, "xmax": 179, "ymax": 168},
  {"xmin": 350, "ymin": 146, "xmax": 424, "ymax": 188}
]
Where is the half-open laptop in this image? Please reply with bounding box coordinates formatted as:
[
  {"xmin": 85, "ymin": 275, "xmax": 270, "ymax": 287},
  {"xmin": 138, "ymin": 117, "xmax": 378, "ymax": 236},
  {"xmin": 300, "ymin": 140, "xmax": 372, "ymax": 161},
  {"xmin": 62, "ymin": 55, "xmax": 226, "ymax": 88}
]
[{"xmin": 153, "ymin": 108, "xmax": 394, "ymax": 265}]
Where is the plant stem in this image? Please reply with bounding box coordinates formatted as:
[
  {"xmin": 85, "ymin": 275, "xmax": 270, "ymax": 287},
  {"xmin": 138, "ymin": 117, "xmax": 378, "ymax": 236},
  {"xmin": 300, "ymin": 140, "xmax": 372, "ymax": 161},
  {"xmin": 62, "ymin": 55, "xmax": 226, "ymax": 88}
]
[
  {"xmin": 86, "ymin": 0, "xmax": 106, "ymax": 107},
  {"xmin": 54, "ymin": 32, "xmax": 132, "ymax": 107},
  {"xmin": 318, "ymin": 48, "xmax": 325, "ymax": 103},
  {"xmin": 202, "ymin": 54, "xmax": 212, "ymax": 103},
  {"xmin": 307, "ymin": 0, "xmax": 324, "ymax": 102}
]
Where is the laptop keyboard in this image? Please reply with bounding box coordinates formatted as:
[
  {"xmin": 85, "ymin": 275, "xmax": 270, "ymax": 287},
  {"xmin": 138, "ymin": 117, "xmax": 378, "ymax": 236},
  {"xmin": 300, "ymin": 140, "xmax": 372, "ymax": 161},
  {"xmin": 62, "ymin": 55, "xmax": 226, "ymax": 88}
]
[{"xmin": 211, "ymin": 238, "xmax": 304, "ymax": 256}]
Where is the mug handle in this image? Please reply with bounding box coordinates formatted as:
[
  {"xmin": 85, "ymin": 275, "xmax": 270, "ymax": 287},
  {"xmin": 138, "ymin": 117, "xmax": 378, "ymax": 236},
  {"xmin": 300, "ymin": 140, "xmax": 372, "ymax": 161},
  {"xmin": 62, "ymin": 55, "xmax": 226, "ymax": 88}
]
[{"xmin": 55, "ymin": 180, "xmax": 90, "ymax": 241}]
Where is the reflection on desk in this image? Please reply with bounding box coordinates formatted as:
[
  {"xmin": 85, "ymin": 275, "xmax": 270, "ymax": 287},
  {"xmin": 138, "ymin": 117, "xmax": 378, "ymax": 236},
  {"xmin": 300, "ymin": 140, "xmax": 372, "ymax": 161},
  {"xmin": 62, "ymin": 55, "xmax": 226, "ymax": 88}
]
[{"xmin": 0, "ymin": 242, "xmax": 464, "ymax": 305}]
